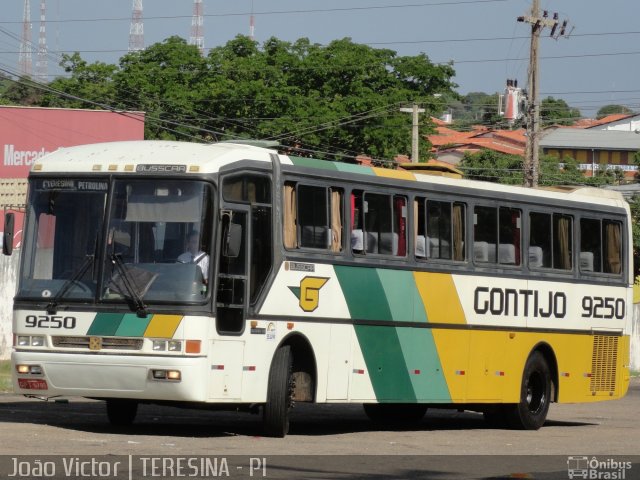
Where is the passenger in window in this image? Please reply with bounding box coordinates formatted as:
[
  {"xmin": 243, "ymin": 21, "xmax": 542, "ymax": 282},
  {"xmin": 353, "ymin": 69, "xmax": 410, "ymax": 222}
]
[{"xmin": 177, "ymin": 231, "xmax": 209, "ymax": 283}]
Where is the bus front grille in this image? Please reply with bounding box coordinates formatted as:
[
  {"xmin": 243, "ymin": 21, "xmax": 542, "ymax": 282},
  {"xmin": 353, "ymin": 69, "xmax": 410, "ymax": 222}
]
[
  {"xmin": 590, "ymin": 335, "xmax": 618, "ymax": 394},
  {"xmin": 52, "ymin": 336, "xmax": 143, "ymax": 351}
]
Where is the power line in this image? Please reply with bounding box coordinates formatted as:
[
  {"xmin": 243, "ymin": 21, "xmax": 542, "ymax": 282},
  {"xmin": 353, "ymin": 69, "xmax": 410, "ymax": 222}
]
[{"xmin": 0, "ymin": 1, "xmax": 509, "ymax": 25}]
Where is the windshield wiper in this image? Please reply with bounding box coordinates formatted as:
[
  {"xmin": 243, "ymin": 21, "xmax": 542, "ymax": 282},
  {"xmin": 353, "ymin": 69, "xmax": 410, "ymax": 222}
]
[
  {"xmin": 109, "ymin": 253, "xmax": 150, "ymax": 318},
  {"xmin": 46, "ymin": 255, "xmax": 94, "ymax": 315}
]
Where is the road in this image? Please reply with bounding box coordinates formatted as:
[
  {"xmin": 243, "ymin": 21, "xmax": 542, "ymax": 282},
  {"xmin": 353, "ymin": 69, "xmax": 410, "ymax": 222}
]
[{"xmin": 0, "ymin": 379, "xmax": 638, "ymax": 479}]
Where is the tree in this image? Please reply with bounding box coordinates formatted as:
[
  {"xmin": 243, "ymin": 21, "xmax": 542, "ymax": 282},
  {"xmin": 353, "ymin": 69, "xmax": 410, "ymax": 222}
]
[
  {"xmin": 458, "ymin": 150, "xmax": 523, "ymax": 184},
  {"xmin": 114, "ymin": 36, "xmax": 208, "ymax": 140},
  {"xmin": 596, "ymin": 104, "xmax": 633, "ymax": 119},
  {"xmin": 450, "ymin": 92, "xmax": 502, "ymax": 129},
  {"xmin": 540, "ymin": 97, "xmax": 581, "ymax": 126},
  {"xmin": 2, "ymin": 75, "xmax": 43, "ymax": 106},
  {"xmin": 460, "ymin": 150, "xmax": 618, "ymax": 187},
  {"xmin": 28, "ymin": 35, "xmax": 457, "ymax": 160},
  {"xmin": 41, "ymin": 53, "xmax": 117, "ymax": 109}
]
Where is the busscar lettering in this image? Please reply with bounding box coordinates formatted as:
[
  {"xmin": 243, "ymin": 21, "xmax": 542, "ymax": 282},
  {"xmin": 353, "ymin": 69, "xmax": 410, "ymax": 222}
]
[
  {"xmin": 136, "ymin": 164, "xmax": 187, "ymax": 173},
  {"xmin": 474, "ymin": 287, "xmax": 566, "ymax": 318}
]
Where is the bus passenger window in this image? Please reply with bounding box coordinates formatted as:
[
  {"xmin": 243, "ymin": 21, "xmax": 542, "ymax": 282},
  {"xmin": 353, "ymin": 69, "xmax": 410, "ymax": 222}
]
[
  {"xmin": 283, "ymin": 182, "xmax": 343, "ymax": 253},
  {"xmin": 351, "ymin": 191, "xmax": 406, "ymax": 257},
  {"xmin": 473, "ymin": 206, "xmax": 497, "ymax": 263},
  {"xmin": 419, "ymin": 199, "xmax": 465, "ymax": 261},
  {"xmin": 580, "ymin": 218, "xmax": 622, "ymax": 274},
  {"xmin": 498, "ymin": 207, "xmax": 521, "ymax": 265},
  {"xmin": 529, "ymin": 212, "xmax": 551, "ymax": 268},
  {"xmin": 553, "ymin": 214, "xmax": 572, "ymax": 270},
  {"xmin": 529, "ymin": 212, "xmax": 572, "ymax": 270}
]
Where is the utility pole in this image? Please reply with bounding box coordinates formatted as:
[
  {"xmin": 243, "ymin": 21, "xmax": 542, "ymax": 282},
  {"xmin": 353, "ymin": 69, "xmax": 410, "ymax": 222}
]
[
  {"xmin": 400, "ymin": 103, "xmax": 425, "ymax": 163},
  {"xmin": 518, "ymin": 1, "xmax": 570, "ymax": 187}
]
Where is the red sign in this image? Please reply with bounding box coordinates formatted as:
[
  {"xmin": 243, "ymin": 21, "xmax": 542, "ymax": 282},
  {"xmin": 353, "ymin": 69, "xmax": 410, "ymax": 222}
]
[{"xmin": 0, "ymin": 106, "xmax": 145, "ymax": 178}]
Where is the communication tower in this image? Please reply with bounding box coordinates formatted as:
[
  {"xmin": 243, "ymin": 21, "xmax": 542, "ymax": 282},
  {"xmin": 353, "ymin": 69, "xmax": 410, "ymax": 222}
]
[
  {"xmin": 189, "ymin": 0, "xmax": 204, "ymax": 55},
  {"xmin": 129, "ymin": 0, "xmax": 144, "ymax": 52},
  {"xmin": 35, "ymin": 0, "xmax": 48, "ymax": 83},
  {"xmin": 19, "ymin": 0, "xmax": 33, "ymax": 77}
]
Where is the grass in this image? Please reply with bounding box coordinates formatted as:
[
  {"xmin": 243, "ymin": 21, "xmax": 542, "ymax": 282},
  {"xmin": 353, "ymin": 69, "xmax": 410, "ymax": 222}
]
[{"xmin": 0, "ymin": 360, "xmax": 12, "ymax": 393}]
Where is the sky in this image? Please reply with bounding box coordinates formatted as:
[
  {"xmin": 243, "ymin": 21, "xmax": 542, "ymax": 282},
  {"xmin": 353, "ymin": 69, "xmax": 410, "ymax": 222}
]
[{"xmin": 1, "ymin": 0, "xmax": 639, "ymax": 118}]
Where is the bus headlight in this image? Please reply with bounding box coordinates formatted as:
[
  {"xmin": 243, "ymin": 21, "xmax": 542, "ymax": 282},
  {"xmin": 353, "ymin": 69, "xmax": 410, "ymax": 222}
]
[
  {"xmin": 168, "ymin": 341, "xmax": 182, "ymax": 352},
  {"xmin": 152, "ymin": 340, "xmax": 166, "ymax": 351},
  {"xmin": 151, "ymin": 369, "xmax": 181, "ymax": 381},
  {"xmin": 16, "ymin": 335, "xmax": 45, "ymax": 347}
]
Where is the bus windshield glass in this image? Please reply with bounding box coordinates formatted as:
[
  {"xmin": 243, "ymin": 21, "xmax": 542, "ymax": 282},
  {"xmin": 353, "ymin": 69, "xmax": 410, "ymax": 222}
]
[
  {"xmin": 101, "ymin": 179, "xmax": 212, "ymax": 304},
  {"xmin": 18, "ymin": 178, "xmax": 109, "ymax": 301}
]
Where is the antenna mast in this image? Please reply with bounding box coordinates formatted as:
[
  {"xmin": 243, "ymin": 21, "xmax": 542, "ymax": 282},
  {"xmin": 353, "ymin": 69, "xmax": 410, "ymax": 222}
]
[
  {"xmin": 35, "ymin": 0, "xmax": 48, "ymax": 83},
  {"xmin": 129, "ymin": 0, "xmax": 144, "ymax": 52},
  {"xmin": 249, "ymin": 0, "xmax": 255, "ymax": 40},
  {"xmin": 19, "ymin": 0, "xmax": 33, "ymax": 77},
  {"xmin": 189, "ymin": 0, "xmax": 204, "ymax": 55}
]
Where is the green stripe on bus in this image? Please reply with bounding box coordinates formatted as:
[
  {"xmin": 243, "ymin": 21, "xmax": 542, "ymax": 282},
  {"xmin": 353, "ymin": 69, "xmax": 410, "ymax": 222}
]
[
  {"xmin": 289, "ymin": 156, "xmax": 339, "ymax": 171},
  {"xmin": 115, "ymin": 313, "xmax": 152, "ymax": 337},
  {"xmin": 334, "ymin": 265, "xmax": 392, "ymax": 321},
  {"xmin": 354, "ymin": 324, "xmax": 417, "ymax": 402},
  {"xmin": 396, "ymin": 327, "xmax": 451, "ymax": 401},
  {"xmin": 377, "ymin": 269, "xmax": 427, "ymax": 323},
  {"xmin": 333, "ymin": 163, "xmax": 375, "ymax": 175},
  {"xmin": 87, "ymin": 313, "xmax": 124, "ymax": 336}
]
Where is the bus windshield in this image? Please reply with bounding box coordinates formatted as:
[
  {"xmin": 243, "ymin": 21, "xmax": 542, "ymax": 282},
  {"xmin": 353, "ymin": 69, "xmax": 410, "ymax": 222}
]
[
  {"xmin": 18, "ymin": 178, "xmax": 109, "ymax": 301},
  {"xmin": 102, "ymin": 179, "xmax": 212, "ymax": 304},
  {"xmin": 17, "ymin": 178, "xmax": 213, "ymax": 306}
]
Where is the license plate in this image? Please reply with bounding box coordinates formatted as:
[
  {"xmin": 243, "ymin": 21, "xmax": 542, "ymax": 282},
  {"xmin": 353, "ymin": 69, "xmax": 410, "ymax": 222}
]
[{"xmin": 18, "ymin": 378, "xmax": 48, "ymax": 390}]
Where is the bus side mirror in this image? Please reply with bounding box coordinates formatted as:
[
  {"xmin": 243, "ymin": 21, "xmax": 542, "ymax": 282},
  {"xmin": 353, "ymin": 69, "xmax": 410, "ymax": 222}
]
[
  {"xmin": 3, "ymin": 212, "xmax": 14, "ymax": 256},
  {"xmin": 223, "ymin": 223, "xmax": 242, "ymax": 258}
]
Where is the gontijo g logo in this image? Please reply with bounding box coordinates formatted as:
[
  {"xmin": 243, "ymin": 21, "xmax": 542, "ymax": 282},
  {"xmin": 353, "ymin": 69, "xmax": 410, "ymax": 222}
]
[{"xmin": 288, "ymin": 276, "xmax": 329, "ymax": 312}]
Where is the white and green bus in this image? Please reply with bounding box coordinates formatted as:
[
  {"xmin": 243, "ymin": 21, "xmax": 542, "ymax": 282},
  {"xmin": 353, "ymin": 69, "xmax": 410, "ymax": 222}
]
[{"xmin": 5, "ymin": 140, "xmax": 632, "ymax": 437}]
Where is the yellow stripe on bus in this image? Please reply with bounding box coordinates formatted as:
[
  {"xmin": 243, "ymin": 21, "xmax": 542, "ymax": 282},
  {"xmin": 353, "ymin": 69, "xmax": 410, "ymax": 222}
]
[
  {"xmin": 413, "ymin": 272, "xmax": 466, "ymax": 325},
  {"xmin": 371, "ymin": 167, "xmax": 416, "ymax": 181},
  {"xmin": 144, "ymin": 314, "xmax": 183, "ymax": 338}
]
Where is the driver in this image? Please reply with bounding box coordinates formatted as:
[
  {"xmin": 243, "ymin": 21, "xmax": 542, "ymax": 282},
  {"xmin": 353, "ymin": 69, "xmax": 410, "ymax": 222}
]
[{"xmin": 177, "ymin": 231, "xmax": 209, "ymax": 283}]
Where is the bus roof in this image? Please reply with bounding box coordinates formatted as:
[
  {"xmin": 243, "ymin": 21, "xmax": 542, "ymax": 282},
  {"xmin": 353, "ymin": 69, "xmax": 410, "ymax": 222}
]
[{"xmin": 31, "ymin": 140, "xmax": 627, "ymax": 210}]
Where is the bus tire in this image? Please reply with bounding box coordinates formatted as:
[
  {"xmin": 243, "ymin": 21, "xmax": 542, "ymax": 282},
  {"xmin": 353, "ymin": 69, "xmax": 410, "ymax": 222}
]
[
  {"xmin": 363, "ymin": 403, "xmax": 427, "ymax": 425},
  {"xmin": 506, "ymin": 351, "xmax": 551, "ymax": 430},
  {"xmin": 106, "ymin": 399, "xmax": 138, "ymax": 426},
  {"xmin": 263, "ymin": 345, "xmax": 293, "ymax": 437},
  {"xmin": 483, "ymin": 407, "xmax": 509, "ymax": 428}
]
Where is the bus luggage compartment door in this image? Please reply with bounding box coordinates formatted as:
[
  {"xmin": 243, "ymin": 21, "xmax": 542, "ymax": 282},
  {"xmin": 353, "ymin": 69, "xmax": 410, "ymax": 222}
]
[{"xmin": 208, "ymin": 340, "xmax": 245, "ymax": 400}]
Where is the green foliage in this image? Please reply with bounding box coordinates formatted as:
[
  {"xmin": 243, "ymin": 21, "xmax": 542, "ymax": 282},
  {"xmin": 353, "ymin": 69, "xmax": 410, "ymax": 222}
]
[
  {"xmin": 596, "ymin": 104, "xmax": 633, "ymax": 119},
  {"xmin": 41, "ymin": 53, "xmax": 117, "ymax": 109},
  {"xmin": 458, "ymin": 150, "xmax": 523, "ymax": 184},
  {"xmin": 540, "ymin": 96, "xmax": 581, "ymax": 126},
  {"xmin": 26, "ymin": 35, "xmax": 457, "ymax": 161},
  {"xmin": 449, "ymin": 91, "xmax": 502, "ymax": 129},
  {"xmin": 459, "ymin": 151, "xmax": 619, "ymax": 188},
  {"xmin": 2, "ymin": 75, "xmax": 43, "ymax": 106},
  {"xmin": 629, "ymin": 196, "xmax": 640, "ymax": 255}
]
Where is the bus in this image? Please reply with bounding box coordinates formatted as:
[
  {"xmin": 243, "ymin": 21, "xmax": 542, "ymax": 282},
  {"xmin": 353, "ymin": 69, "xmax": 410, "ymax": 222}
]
[{"xmin": 4, "ymin": 140, "xmax": 632, "ymax": 437}]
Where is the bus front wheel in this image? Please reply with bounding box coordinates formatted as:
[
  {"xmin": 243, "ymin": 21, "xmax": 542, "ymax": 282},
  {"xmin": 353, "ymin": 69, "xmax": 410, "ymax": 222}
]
[
  {"xmin": 106, "ymin": 399, "xmax": 138, "ymax": 426},
  {"xmin": 506, "ymin": 351, "xmax": 551, "ymax": 430},
  {"xmin": 263, "ymin": 345, "xmax": 294, "ymax": 437}
]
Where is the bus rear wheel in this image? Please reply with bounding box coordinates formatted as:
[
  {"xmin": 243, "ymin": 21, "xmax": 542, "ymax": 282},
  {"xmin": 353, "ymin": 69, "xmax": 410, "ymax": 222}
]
[
  {"xmin": 106, "ymin": 399, "xmax": 138, "ymax": 426},
  {"xmin": 363, "ymin": 403, "xmax": 428, "ymax": 425},
  {"xmin": 263, "ymin": 345, "xmax": 294, "ymax": 437},
  {"xmin": 506, "ymin": 351, "xmax": 551, "ymax": 430}
]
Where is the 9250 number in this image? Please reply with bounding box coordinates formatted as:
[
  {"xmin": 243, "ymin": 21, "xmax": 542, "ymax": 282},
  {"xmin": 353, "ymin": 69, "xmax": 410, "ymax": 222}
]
[
  {"xmin": 581, "ymin": 296, "xmax": 625, "ymax": 320},
  {"xmin": 25, "ymin": 315, "xmax": 77, "ymax": 329}
]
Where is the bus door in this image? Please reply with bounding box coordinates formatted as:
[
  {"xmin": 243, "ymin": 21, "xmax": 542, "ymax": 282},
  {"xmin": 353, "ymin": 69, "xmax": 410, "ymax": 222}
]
[{"xmin": 210, "ymin": 206, "xmax": 248, "ymax": 400}]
